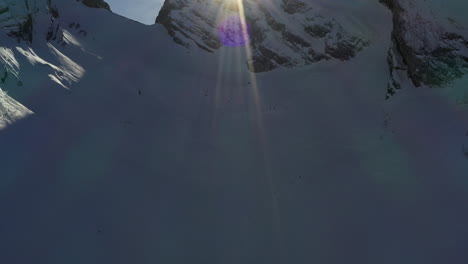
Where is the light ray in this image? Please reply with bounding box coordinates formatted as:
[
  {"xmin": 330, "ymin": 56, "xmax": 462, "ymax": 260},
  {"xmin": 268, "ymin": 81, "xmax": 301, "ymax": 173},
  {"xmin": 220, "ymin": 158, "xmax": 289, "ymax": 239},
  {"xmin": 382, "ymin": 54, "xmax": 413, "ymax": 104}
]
[
  {"xmin": 234, "ymin": 0, "xmax": 285, "ymax": 256},
  {"xmin": 212, "ymin": 1, "xmax": 284, "ymax": 252}
]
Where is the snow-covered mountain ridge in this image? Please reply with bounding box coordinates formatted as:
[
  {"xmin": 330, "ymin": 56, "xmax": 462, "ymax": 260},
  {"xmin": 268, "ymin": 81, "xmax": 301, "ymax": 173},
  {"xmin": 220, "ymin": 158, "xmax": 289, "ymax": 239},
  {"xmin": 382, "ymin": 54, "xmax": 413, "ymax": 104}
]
[
  {"xmin": 156, "ymin": 0, "xmax": 372, "ymax": 72},
  {"xmin": 156, "ymin": 0, "xmax": 468, "ymax": 88},
  {"xmin": 0, "ymin": 0, "xmax": 112, "ymax": 127}
]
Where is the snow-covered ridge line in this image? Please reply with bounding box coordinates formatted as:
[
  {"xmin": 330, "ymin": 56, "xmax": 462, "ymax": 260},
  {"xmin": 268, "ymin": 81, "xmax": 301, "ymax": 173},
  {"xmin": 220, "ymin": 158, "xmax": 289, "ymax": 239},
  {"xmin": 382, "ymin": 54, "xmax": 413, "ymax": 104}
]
[{"xmin": 0, "ymin": 0, "xmax": 109, "ymax": 126}]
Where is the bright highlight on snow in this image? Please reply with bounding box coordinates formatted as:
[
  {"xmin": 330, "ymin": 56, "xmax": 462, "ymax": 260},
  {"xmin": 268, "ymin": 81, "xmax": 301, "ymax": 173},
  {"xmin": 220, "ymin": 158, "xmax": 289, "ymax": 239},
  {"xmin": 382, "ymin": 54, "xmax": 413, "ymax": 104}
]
[{"xmin": 0, "ymin": 88, "xmax": 34, "ymax": 130}]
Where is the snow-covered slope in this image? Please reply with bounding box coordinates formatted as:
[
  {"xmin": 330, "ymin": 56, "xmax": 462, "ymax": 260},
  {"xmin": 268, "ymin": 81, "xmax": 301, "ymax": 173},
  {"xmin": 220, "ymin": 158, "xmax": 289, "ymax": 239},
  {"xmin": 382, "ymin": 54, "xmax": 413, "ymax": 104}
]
[{"xmin": 1, "ymin": 0, "xmax": 468, "ymax": 263}]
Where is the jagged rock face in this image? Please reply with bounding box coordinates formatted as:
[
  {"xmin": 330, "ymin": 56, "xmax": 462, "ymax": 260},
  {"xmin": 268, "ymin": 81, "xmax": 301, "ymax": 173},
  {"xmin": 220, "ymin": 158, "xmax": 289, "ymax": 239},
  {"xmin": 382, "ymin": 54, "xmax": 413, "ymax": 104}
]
[
  {"xmin": 156, "ymin": 0, "xmax": 370, "ymax": 72},
  {"xmin": 382, "ymin": 0, "xmax": 468, "ymax": 93},
  {"xmin": 0, "ymin": 0, "xmax": 44, "ymax": 42}
]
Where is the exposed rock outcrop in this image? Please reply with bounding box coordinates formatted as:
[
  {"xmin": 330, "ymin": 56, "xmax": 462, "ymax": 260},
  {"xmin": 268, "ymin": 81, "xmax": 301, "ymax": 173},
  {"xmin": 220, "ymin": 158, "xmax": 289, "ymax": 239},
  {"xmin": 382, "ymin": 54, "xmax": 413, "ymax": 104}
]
[
  {"xmin": 0, "ymin": 0, "xmax": 40, "ymax": 43},
  {"xmin": 80, "ymin": 0, "xmax": 111, "ymax": 11},
  {"xmin": 382, "ymin": 0, "xmax": 468, "ymax": 97}
]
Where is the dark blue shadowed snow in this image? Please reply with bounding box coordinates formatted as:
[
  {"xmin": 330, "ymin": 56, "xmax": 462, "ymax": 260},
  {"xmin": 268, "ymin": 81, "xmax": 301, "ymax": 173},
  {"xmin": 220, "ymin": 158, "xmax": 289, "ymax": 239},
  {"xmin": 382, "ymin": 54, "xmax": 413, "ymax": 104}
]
[{"xmin": 1, "ymin": 0, "xmax": 468, "ymax": 264}]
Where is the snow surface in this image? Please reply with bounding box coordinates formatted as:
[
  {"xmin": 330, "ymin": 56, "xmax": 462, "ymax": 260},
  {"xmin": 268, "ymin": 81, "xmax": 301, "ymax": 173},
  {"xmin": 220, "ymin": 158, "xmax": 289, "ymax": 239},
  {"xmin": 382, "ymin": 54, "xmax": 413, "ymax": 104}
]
[{"xmin": 1, "ymin": 0, "xmax": 468, "ymax": 263}]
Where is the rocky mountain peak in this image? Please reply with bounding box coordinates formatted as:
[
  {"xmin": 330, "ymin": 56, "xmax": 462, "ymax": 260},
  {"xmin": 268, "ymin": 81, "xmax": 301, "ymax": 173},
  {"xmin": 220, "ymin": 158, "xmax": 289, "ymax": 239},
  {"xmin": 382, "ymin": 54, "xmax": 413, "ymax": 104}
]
[{"xmin": 156, "ymin": 0, "xmax": 370, "ymax": 72}]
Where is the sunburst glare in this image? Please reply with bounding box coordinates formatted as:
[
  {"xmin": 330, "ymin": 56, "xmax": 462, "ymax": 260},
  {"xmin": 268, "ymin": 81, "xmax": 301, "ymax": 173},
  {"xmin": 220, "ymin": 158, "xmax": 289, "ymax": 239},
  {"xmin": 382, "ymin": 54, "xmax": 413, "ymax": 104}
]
[{"xmin": 212, "ymin": 0, "xmax": 285, "ymax": 254}]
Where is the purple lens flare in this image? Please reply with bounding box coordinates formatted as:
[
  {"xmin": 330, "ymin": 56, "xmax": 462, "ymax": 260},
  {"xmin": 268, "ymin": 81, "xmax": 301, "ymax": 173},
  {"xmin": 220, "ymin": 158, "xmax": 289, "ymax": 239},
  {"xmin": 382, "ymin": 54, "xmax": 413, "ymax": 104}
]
[{"xmin": 217, "ymin": 15, "xmax": 251, "ymax": 47}]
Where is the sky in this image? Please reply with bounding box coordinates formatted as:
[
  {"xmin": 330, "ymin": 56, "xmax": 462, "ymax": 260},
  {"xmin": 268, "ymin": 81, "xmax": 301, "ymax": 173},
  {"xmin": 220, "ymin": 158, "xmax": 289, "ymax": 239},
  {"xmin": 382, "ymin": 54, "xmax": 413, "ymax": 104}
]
[{"xmin": 105, "ymin": 0, "xmax": 164, "ymax": 25}]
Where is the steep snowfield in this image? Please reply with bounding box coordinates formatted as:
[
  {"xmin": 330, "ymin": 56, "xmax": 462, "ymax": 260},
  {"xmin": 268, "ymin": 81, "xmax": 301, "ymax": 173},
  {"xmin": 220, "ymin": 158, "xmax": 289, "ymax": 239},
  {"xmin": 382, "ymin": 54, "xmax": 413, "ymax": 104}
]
[{"xmin": 1, "ymin": 0, "xmax": 468, "ymax": 263}]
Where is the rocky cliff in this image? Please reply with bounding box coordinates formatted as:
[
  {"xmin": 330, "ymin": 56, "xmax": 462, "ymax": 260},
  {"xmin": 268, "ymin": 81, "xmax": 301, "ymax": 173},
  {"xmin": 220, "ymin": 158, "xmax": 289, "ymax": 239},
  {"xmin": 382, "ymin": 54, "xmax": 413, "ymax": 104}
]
[
  {"xmin": 156, "ymin": 0, "xmax": 370, "ymax": 72},
  {"xmin": 382, "ymin": 0, "xmax": 468, "ymax": 97}
]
